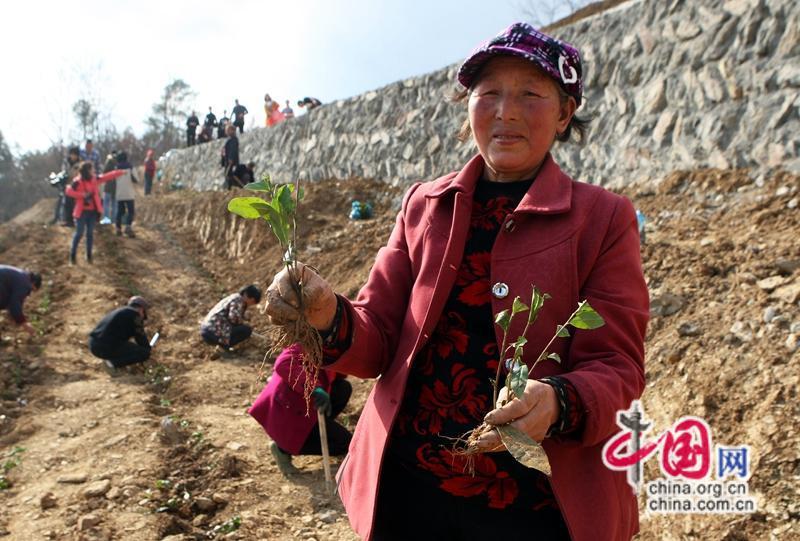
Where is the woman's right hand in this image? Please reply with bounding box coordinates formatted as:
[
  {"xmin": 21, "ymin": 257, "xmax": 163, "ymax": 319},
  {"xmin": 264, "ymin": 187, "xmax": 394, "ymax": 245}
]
[{"xmin": 265, "ymin": 262, "xmax": 337, "ymax": 332}]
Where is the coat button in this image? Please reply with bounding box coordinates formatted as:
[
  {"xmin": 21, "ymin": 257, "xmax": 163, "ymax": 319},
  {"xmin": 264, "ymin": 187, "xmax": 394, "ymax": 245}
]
[
  {"xmin": 504, "ymin": 218, "xmax": 515, "ymax": 232},
  {"xmin": 492, "ymin": 282, "xmax": 509, "ymax": 299}
]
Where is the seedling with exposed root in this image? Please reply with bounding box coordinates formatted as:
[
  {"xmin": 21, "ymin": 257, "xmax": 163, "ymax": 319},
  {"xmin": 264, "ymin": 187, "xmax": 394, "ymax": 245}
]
[
  {"xmin": 455, "ymin": 286, "xmax": 604, "ymax": 475},
  {"xmin": 228, "ymin": 174, "xmax": 322, "ymax": 411}
]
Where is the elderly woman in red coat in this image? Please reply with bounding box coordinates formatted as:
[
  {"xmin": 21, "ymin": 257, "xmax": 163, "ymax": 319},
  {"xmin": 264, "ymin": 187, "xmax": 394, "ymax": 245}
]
[
  {"xmin": 248, "ymin": 344, "xmax": 352, "ymax": 474},
  {"xmin": 265, "ymin": 22, "xmax": 648, "ymax": 541}
]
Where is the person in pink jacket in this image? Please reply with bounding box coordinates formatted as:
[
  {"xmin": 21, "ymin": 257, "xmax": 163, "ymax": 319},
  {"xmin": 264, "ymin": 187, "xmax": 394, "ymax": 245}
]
[
  {"xmin": 265, "ymin": 22, "xmax": 648, "ymax": 541},
  {"xmin": 248, "ymin": 344, "xmax": 352, "ymax": 475},
  {"xmin": 65, "ymin": 161, "xmax": 124, "ymax": 264}
]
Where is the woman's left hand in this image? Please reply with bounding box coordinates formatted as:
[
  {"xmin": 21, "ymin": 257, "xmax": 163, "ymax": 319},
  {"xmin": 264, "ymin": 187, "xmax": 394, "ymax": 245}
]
[{"xmin": 475, "ymin": 379, "xmax": 560, "ymax": 451}]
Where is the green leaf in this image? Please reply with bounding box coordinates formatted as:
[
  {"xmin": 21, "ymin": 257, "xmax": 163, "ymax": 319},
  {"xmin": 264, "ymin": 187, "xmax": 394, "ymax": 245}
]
[
  {"xmin": 276, "ymin": 184, "xmax": 296, "ymax": 215},
  {"xmin": 510, "ymin": 336, "xmax": 528, "ymax": 349},
  {"xmin": 495, "ymin": 309, "xmax": 511, "ymax": 333},
  {"xmin": 569, "ymin": 301, "xmax": 605, "ymax": 330},
  {"xmin": 228, "ymin": 197, "xmax": 271, "ymax": 219},
  {"xmin": 556, "ymin": 325, "xmax": 570, "ymax": 338},
  {"xmin": 546, "ymin": 352, "xmax": 562, "ymax": 363},
  {"xmin": 243, "ymin": 178, "xmax": 273, "ymax": 193},
  {"xmin": 511, "ymin": 296, "xmax": 529, "ymax": 315},
  {"xmin": 261, "ymin": 202, "xmax": 289, "ymax": 246},
  {"xmin": 528, "ymin": 286, "xmax": 550, "ymax": 324},
  {"xmin": 508, "ymin": 362, "xmax": 528, "ymax": 399},
  {"xmin": 496, "ymin": 425, "xmax": 551, "ymax": 475}
]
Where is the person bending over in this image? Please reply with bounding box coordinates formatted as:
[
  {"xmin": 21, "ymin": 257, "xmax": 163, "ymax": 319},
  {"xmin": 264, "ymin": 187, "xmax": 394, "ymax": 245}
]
[
  {"xmin": 0, "ymin": 265, "xmax": 41, "ymax": 336},
  {"xmin": 200, "ymin": 285, "xmax": 261, "ymax": 350},
  {"xmin": 89, "ymin": 296, "xmax": 152, "ymax": 369},
  {"xmin": 249, "ymin": 344, "xmax": 352, "ymax": 475}
]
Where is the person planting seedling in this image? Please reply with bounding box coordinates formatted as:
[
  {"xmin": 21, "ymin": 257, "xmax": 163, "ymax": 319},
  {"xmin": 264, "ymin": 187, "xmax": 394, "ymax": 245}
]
[{"xmin": 262, "ymin": 22, "xmax": 648, "ymax": 541}]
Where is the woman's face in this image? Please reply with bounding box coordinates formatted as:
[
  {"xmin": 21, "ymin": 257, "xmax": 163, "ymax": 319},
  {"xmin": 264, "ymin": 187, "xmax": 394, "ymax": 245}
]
[{"xmin": 468, "ymin": 56, "xmax": 576, "ymax": 182}]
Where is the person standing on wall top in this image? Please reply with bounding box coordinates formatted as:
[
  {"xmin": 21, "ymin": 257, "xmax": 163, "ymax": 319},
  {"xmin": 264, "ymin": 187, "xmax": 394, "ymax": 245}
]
[
  {"xmin": 186, "ymin": 111, "xmax": 200, "ymax": 146},
  {"xmin": 232, "ymin": 99, "xmax": 248, "ymax": 133},
  {"xmin": 0, "ymin": 265, "xmax": 41, "ymax": 336},
  {"xmin": 281, "ymin": 100, "xmax": 294, "ymax": 119},
  {"xmin": 204, "ymin": 107, "xmax": 218, "ymax": 130},
  {"xmin": 217, "ymin": 110, "xmax": 230, "ymax": 139},
  {"xmin": 143, "ymin": 149, "xmax": 156, "ymax": 196},
  {"xmin": 296, "ymin": 97, "xmax": 322, "ymax": 111}
]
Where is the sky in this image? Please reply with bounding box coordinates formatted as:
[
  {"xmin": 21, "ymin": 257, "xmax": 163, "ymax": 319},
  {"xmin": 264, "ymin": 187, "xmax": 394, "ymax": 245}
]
[{"xmin": 0, "ymin": 0, "xmax": 568, "ymax": 154}]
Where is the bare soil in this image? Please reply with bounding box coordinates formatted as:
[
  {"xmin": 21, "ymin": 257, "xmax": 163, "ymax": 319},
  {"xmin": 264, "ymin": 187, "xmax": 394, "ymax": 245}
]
[{"xmin": 0, "ymin": 169, "xmax": 797, "ymax": 540}]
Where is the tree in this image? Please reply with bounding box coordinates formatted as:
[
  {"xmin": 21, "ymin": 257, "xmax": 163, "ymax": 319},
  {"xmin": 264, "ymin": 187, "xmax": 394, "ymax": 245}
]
[
  {"xmin": 73, "ymin": 98, "xmax": 99, "ymax": 141},
  {"xmin": 144, "ymin": 79, "xmax": 195, "ymax": 154},
  {"xmin": 0, "ymin": 130, "xmax": 19, "ymax": 185}
]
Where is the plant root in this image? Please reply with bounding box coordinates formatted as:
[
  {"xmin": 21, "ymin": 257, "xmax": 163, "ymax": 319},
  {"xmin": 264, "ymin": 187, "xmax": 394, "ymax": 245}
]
[{"xmin": 448, "ymin": 422, "xmax": 497, "ymax": 476}]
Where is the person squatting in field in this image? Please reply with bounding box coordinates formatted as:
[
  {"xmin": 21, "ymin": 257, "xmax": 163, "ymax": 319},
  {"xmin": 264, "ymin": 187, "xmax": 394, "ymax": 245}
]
[
  {"xmin": 0, "ymin": 265, "xmax": 41, "ymax": 336},
  {"xmin": 65, "ymin": 161, "xmax": 125, "ymax": 264},
  {"xmin": 89, "ymin": 296, "xmax": 152, "ymax": 369},
  {"xmin": 264, "ymin": 22, "xmax": 648, "ymax": 541},
  {"xmin": 199, "ymin": 285, "xmax": 261, "ymax": 350},
  {"xmin": 248, "ymin": 343, "xmax": 352, "ymax": 475}
]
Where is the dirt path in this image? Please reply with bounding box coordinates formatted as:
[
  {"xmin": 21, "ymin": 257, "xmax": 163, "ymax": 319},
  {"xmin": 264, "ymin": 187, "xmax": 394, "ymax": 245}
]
[{"xmin": 0, "ymin": 209, "xmax": 360, "ymax": 540}]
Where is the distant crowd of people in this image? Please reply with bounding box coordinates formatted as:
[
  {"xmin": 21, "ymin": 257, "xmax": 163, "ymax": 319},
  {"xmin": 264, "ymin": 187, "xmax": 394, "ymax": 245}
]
[
  {"xmin": 185, "ymin": 95, "xmax": 322, "ymax": 147},
  {"xmin": 49, "ymin": 139, "xmax": 159, "ymax": 264}
]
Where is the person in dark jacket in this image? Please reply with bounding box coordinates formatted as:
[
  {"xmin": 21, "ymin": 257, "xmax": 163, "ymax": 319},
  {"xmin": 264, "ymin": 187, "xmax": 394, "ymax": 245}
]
[
  {"xmin": 204, "ymin": 107, "xmax": 217, "ymax": 129},
  {"xmin": 89, "ymin": 296, "xmax": 152, "ymax": 369},
  {"xmin": 186, "ymin": 112, "xmax": 200, "ymax": 146},
  {"xmin": 231, "ymin": 99, "xmax": 248, "ymax": 133},
  {"xmin": 223, "ymin": 124, "xmax": 240, "ymax": 190},
  {"xmin": 217, "ymin": 110, "xmax": 229, "ymax": 139},
  {"xmin": 0, "ymin": 266, "xmax": 41, "ymax": 336}
]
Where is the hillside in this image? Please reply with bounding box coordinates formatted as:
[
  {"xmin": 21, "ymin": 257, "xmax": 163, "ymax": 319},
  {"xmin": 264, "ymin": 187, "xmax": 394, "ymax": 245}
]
[{"xmin": 0, "ymin": 165, "xmax": 798, "ymax": 539}]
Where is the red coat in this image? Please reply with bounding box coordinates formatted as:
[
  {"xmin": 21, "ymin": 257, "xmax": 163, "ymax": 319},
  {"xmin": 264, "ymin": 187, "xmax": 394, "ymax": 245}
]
[
  {"xmin": 65, "ymin": 170, "xmax": 124, "ymax": 218},
  {"xmin": 330, "ymin": 154, "xmax": 649, "ymax": 540},
  {"xmin": 248, "ymin": 344, "xmax": 342, "ymax": 455}
]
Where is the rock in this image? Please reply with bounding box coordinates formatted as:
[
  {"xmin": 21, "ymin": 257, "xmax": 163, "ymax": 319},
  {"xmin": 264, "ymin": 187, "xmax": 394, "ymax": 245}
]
[
  {"xmin": 730, "ymin": 321, "xmax": 753, "ymax": 342},
  {"xmin": 772, "ymin": 283, "xmax": 800, "ymax": 304},
  {"xmin": 83, "ymin": 479, "xmax": 111, "ymax": 498},
  {"xmin": 105, "ymin": 486, "xmax": 121, "ymax": 500},
  {"xmin": 775, "ymin": 259, "xmax": 800, "ymax": 275},
  {"xmin": 159, "ymin": 416, "xmax": 186, "ymax": 445},
  {"xmin": 211, "ymin": 492, "xmax": 229, "ymax": 504},
  {"xmin": 193, "ymin": 514, "xmax": 208, "ymax": 527},
  {"xmin": 316, "ymin": 510, "xmax": 338, "ymax": 524},
  {"xmin": 39, "ymin": 492, "xmax": 57, "ymax": 510},
  {"xmin": 194, "ymin": 497, "xmax": 216, "ymax": 513},
  {"xmin": 226, "ymin": 442, "xmax": 246, "ymax": 452},
  {"xmin": 78, "ymin": 514, "xmax": 101, "ymax": 531},
  {"xmin": 776, "ymin": 186, "xmax": 791, "ymax": 197},
  {"xmin": 650, "ymin": 293, "xmax": 686, "ymax": 317},
  {"xmin": 102, "ymin": 434, "xmax": 128, "ymax": 448},
  {"xmin": 677, "ymin": 322, "xmax": 702, "ymax": 337},
  {"xmin": 788, "ymin": 198, "xmax": 798, "ymax": 210},
  {"xmin": 763, "ymin": 306, "xmax": 778, "ymax": 323},
  {"xmin": 786, "ymin": 334, "xmax": 798, "ymax": 352},
  {"xmin": 757, "ymin": 275, "xmax": 787, "ymax": 291},
  {"xmin": 57, "ymin": 473, "xmax": 88, "ymax": 484},
  {"xmin": 301, "ymin": 514, "xmax": 314, "ymax": 526}
]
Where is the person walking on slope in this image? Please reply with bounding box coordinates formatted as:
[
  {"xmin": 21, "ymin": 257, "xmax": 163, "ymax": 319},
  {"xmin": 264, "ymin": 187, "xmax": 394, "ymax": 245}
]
[
  {"xmin": 100, "ymin": 151, "xmax": 118, "ymax": 225},
  {"xmin": 65, "ymin": 161, "xmax": 125, "ymax": 264},
  {"xmin": 249, "ymin": 343, "xmax": 352, "ymax": 475},
  {"xmin": 186, "ymin": 111, "xmax": 200, "ymax": 146},
  {"xmin": 89, "ymin": 296, "xmax": 153, "ymax": 370},
  {"xmin": 143, "ymin": 149, "xmax": 156, "ymax": 196},
  {"xmin": 232, "ymin": 99, "xmax": 248, "ymax": 133},
  {"xmin": 0, "ymin": 265, "xmax": 41, "ymax": 336},
  {"xmin": 114, "ymin": 152, "xmax": 138, "ymax": 238},
  {"xmin": 200, "ymin": 285, "xmax": 261, "ymax": 350}
]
